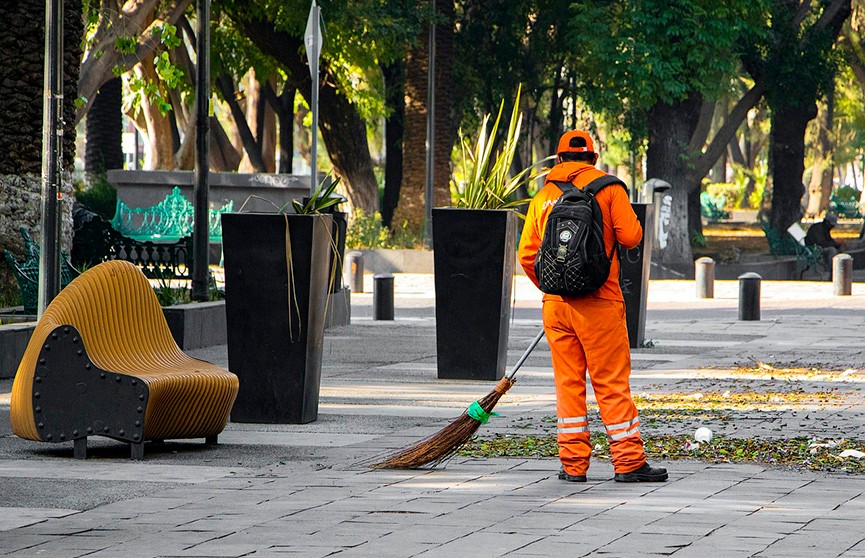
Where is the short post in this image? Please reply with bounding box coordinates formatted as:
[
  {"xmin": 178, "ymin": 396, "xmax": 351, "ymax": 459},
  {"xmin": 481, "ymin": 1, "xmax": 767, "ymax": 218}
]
[
  {"xmin": 373, "ymin": 273, "xmax": 394, "ymax": 320},
  {"xmin": 833, "ymin": 253, "xmax": 853, "ymax": 296},
  {"xmin": 346, "ymin": 251, "xmax": 364, "ymax": 293},
  {"xmin": 695, "ymin": 257, "xmax": 715, "ymax": 299},
  {"xmin": 738, "ymin": 272, "xmax": 761, "ymax": 321}
]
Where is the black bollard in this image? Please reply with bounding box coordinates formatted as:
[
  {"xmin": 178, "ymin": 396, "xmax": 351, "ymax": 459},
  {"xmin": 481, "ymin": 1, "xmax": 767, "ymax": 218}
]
[
  {"xmin": 373, "ymin": 273, "xmax": 394, "ymax": 320},
  {"xmin": 346, "ymin": 251, "xmax": 364, "ymax": 293},
  {"xmin": 738, "ymin": 272, "xmax": 761, "ymax": 321}
]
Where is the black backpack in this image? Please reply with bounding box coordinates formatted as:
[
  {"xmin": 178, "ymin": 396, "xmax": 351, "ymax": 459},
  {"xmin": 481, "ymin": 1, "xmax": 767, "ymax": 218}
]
[{"xmin": 534, "ymin": 175, "xmax": 626, "ymax": 296}]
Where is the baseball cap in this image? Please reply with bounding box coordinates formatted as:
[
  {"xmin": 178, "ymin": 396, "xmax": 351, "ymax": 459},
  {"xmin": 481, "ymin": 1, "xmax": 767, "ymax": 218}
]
[{"xmin": 557, "ymin": 130, "xmax": 595, "ymax": 154}]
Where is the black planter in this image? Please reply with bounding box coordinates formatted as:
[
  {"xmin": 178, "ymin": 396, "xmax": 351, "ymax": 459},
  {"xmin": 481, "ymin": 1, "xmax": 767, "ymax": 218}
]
[
  {"xmin": 221, "ymin": 213, "xmax": 333, "ymax": 423},
  {"xmin": 432, "ymin": 208, "xmax": 518, "ymax": 380}
]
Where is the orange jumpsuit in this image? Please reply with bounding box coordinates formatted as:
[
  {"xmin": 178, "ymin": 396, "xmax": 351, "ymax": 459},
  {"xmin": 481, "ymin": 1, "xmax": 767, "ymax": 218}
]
[{"xmin": 518, "ymin": 161, "xmax": 646, "ymax": 476}]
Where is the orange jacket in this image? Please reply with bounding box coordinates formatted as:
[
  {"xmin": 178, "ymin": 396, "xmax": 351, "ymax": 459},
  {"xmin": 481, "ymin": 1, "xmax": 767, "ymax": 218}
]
[{"xmin": 518, "ymin": 162, "xmax": 642, "ymax": 302}]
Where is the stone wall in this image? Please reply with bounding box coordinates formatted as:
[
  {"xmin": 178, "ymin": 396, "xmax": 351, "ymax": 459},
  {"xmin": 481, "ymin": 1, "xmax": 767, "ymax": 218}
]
[{"xmin": 0, "ymin": 173, "xmax": 75, "ymax": 302}]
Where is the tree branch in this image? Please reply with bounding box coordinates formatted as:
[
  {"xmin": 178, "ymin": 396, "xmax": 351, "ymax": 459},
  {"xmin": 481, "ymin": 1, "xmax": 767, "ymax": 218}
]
[{"xmin": 689, "ymin": 82, "xmax": 765, "ymax": 188}]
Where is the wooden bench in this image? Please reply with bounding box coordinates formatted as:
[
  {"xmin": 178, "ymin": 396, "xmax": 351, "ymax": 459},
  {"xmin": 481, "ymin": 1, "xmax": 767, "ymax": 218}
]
[
  {"xmin": 110, "ymin": 187, "xmax": 233, "ymax": 243},
  {"xmin": 10, "ymin": 260, "xmax": 239, "ymax": 460}
]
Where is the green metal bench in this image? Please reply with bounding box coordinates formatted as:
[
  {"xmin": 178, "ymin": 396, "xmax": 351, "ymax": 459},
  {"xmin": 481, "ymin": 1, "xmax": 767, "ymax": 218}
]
[
  {"xmin": 72, "ymin": 208, "xmax": 192, "ymax": 283},
  {"xmin": 829, "ymin": 194, "xmax": 862, "ymax": 219},
  {"xmin": 762, "ymin": 222, "xmax": 823, "ymax": 278},
  {"xmin": 3, "ymin": 228, "xmax": 81, "ymax": 314},
  {"xmin": 110, "ymin": 187, "xmax": 233, "ymax": 243},
  {"xmin": 700, "ymin": 191, "xmax": 731, "ymax": 222}
]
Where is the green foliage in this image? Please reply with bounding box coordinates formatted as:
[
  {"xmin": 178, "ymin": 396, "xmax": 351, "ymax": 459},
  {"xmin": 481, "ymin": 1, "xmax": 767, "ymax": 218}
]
[
  {"xmin": 291, "ymin": 176, "xmax": 346, "ymax": 214},
  {"xmin": 462, "ymin": 433, "xmax": 865, "ymax": 475},
  {"xmin": 568, "ymin": 0, "xmax": 765, "ymax": 140},
  {"xmin": 705, "ymin": 182, "xmax": 742, "ymax": 209},
  {"xmin": 748, "ymin": 2, "xmax": 845, "ymax": 111},
  {"xmin": 345, "ymin": 209, "xmax": 389, "ymax": 248},
  {"xmin": 345, "ymin": 209, "xmax": 424, "ymax": 249},
  {"xmin": 690, "ymin": 230, "xmax": 707, "ymax": 248},
  {"xmin": 114, "ymin": 35, "xmax": 137, "ymax": 55},
  {"xmin": 731, "ymin": 163, "xmax": 768, "ymax": 210},
  {"xmin": 451, "ymin": 86, "xmax": 551, "ymax": 209},
  {"xmin": 74, "ymin": 174, "xmax": 117, "ymax": 219},
  {"xmin": 834, "ymin": 185, "xmax": 860, "ymax": 203},
  {"xmin": 123, "ymin": 23, "xmax": 186, "ymax": 117}
]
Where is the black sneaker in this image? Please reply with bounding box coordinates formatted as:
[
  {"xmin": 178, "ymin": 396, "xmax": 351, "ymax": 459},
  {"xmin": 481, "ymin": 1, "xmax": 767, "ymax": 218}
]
[
  {"xmin": 613, "ymin": 463, "xmax": 668, "ymax": 482},
  {"xmin": 558, "ymin": 468, "xmax": 587, "ymax": 483}
]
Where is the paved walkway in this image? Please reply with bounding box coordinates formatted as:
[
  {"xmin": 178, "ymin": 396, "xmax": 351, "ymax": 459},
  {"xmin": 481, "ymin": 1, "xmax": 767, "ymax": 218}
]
[{"xmin": 2, "ymin": 276, "xmax": 865, "ymax": 557}]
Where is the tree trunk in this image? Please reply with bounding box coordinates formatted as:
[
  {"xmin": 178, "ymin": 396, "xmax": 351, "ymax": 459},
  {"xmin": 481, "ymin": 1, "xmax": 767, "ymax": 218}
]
[
  {"xmin": 804, "ymin": 93, "xmax": 834, "ymax": 217},
  {"xmin": 263, "ymin": 81, "xmax": 295, "ymax": 174},
  {"xmin": 228, "ymin": 14, "xmax": 378, "ymax": 214},
  {"xmin": 217, "ymin": 73, "xmax": 267, "ymax": 172},
  {"xmin": 646, "ymin": 94, "xmax": 704, "ymax": 266},
  {"xmin": 382, "ymin": 61, "xmax": 405, "ymax": 227},
  {"xmin": 392, "ymin": 0, "xmax": 455, "ymax": 233},
  {"xmin": 767, "ymin": 101, "xmax": 817, "ymax": 232},
  {"xmin": 85, "ymin": 76, "xmax": 124, "ymax": 174},
  {"xmin": 133, "ymin": 59, "xmax": 175, "ymax": 170}
]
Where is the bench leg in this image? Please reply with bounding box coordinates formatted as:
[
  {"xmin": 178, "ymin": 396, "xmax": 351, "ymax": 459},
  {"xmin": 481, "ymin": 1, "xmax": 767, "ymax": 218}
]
[
  {"xmin": 205, "ymin": 435, "xmax": 218, "ymax": 446},
  {"xmin": 74, "ymin": 438, "xmax": 87, "ymax": 460},
  {"xmin": 130, "ymin": 441, "xmax": 145, "ymax": 460}
]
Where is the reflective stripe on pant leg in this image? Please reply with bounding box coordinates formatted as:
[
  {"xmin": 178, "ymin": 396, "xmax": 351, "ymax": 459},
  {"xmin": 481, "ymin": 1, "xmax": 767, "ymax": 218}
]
[
  {"xmin": 543, "ymin": 300, "xmax": 591, "ymax": 476},
  {"xmin": 572, "ymin": 298, "xmax": 646, "ymax": 474}
]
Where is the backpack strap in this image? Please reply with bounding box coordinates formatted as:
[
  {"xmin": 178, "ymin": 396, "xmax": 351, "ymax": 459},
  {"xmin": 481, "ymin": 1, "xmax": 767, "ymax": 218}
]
[
  {"xmin": 551, "ymin": 175, "xmax": 627, "ymax": 196},
  {"xmin": 552, "ymin": 180, "xmax": 576, "ymax": 194},
  {"xmin": 583, "ymin": 175, "xmax": 627, "ymax": 196}
]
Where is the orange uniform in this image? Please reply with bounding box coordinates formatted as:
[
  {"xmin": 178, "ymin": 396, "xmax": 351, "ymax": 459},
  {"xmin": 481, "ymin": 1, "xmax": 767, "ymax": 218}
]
[{"xmin": 518, "ymin": 160, "xmax": 647, "ymax": 476}]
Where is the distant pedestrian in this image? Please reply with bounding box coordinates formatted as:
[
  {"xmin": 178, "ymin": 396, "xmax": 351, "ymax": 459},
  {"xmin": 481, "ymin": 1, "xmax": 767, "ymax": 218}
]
[
  {"xmin": 517, "ymin": 130, "xmax": 668, "ymax": 483},
  {"xmin": 805, "ymin": 211, "xmax": 844, "ymax": 267}
]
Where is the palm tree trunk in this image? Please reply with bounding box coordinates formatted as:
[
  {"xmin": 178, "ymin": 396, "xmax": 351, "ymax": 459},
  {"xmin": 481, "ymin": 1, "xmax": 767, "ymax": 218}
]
[{"xmin": 85, "ymin": 77, "xmax": 124, "ymax": 175}]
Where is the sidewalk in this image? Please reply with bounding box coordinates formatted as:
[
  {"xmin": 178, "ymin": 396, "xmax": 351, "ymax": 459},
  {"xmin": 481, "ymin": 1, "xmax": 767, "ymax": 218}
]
[{"xmin": 2, "ymin": 276, "xmax": 865, "ymax": 557}]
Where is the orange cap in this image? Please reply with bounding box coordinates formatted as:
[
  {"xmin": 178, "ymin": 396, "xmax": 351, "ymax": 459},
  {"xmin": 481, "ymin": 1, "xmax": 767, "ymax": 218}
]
[{"xmin": 557, "ymin": 130, "xmax": 595, "ymax": 154}]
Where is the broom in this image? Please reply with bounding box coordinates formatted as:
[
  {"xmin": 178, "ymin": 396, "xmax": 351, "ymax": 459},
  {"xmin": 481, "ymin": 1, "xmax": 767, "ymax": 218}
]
[{"xmin": 371, "ymin": 328, "xmax": 546, "ymax": 469}]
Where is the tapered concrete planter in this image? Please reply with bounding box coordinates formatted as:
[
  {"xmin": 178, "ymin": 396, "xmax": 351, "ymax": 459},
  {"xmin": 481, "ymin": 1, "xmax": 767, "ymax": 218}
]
[
  {"xmin": 162, "ymin": 301, "xmax": 227, "ymax": 350},
  {"xmin": 221, "ymin": 213, "xmax": 332, "ymax": 424},
  {"xmin": 432, "ymin": 208, "xmax": 517, "ymax": 381},
  {"xmin": 0, "ymin": 321, "xmax": 36, "ymax": 380}
]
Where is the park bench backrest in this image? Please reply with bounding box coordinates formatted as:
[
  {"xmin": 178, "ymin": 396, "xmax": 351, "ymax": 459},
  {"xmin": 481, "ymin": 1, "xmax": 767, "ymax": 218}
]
[
  {"xmin": 110, "ymin": 187, "xmax": 233, "ymax": 242},
  {"xmin": 3, "ymin": 228, "xmax": 80, "ymax": 313}
]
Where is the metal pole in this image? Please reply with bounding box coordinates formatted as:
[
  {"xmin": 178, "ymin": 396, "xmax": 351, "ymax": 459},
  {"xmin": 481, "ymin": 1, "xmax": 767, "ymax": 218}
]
[
  {"xmin": 423, "ymin": 1, "xmax": 436, "ymax": 248},
  {"xmin": 310, "ymin": 4, "xmax": 320, "ymax": 195},
  {"xmin": 192, "ymin": 0, "xmax": 211, "ymax": 302},
  {"xmin": 38, "ymin": 0, "xmax": 64, "ymax": 317}
]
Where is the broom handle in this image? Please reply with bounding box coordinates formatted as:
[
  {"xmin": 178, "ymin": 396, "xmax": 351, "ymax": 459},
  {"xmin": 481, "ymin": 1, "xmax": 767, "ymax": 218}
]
[{"xmin": 505, "ymin": 328, "xmax": 546, "ymax": 381}]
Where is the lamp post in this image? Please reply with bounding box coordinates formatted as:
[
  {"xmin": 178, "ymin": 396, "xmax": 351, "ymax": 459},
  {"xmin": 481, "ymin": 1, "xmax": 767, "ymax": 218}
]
[
  {"xmin": 191, "ymin": 0, "xmax": 211, "ymax": 302},
  {"xmin": 423, "ymin": 2, "xmax": 436, "ymax": 248},
  {"xmin": 38, "ymin": 0, "xmax": 64, "ymax": 317}
]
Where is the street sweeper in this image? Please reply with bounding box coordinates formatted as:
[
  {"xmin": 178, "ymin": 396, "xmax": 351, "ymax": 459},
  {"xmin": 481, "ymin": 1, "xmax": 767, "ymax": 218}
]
[{"xmin": 518, "ymin": 129, "xmax": 668, "ymax": 483}]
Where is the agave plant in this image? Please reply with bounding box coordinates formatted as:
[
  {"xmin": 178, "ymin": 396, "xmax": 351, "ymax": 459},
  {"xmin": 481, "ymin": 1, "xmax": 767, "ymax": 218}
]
[
  {"xmin": 291, "ymin": 175, "xmax": 346, "ymax": 214},
  {"xmin": 451, "ymin": 85, "xmax": 551, "ymax": 210}
]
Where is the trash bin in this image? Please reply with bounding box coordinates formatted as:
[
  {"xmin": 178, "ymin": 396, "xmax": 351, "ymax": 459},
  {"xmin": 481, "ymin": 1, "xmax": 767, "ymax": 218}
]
[{"xmin": 620, "ymin": 202, "xmax": 655, "ymax": 349}]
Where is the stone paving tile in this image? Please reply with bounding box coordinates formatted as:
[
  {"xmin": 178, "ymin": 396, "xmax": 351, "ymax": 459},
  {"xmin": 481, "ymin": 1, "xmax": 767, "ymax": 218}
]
[
  {"xmin": 0, "ymin": 534, "xmax": 62, "ymax": 555},
  {"xmin": 416, "ymin": 531, "xmax": 543, "ymax": 557}
]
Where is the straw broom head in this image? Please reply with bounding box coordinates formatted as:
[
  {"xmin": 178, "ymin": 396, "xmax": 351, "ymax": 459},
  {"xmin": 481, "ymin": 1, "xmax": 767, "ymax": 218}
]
[{"xmin": 371, "ymin": 376, "xmax": 515, "ymax": 469}]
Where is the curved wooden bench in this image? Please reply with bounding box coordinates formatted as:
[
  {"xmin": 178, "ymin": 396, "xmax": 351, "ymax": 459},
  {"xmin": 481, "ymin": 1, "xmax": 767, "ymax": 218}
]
[{"xmin": 10, "ymin": 260, "xmax": 239, "ymax": 459}]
